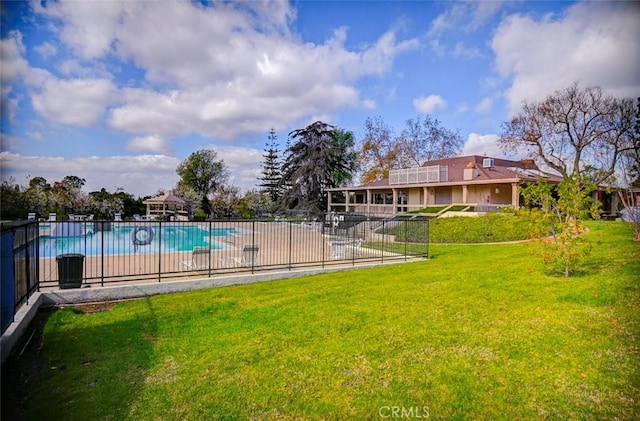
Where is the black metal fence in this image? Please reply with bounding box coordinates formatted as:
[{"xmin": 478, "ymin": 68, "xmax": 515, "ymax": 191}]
[
  {"xmin": 1, "ymin": 221, "xmax": 39, "ymax": 334},
  {"xmin": 35, "ymin": 215, "xmax": 429, "ymax": 289}
]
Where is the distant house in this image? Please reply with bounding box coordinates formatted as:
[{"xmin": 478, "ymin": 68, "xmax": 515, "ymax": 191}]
[
  {"xmin": 325, "ymin": 155, "xmax": 614, "ymax": 216},
  {"xmin": 143, "ymin": 190, "xmax": 192, "ymax": 221}
]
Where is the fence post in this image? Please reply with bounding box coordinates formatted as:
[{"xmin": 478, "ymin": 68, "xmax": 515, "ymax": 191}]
[
  {"xmin": 208, "ymin": 220, "xmax": 212, "ymax": 277},
  {"xmin": 321, "ymin": 217, "xmax": 325, "ymax": 269},
  {"xmin": 101, "ymin": 224, "xmax": 105, "ymax": 287},
  {"xmin": 381, "ymin": 220, "xmax": 386, "ymax": 264},
  {"xmin": 288, "ymin": 220, "xmax": 293, "ymax": 270},
  {"xmin": 251, "ymin": 219, "xmax": 256, "ymax": 274},
  {"xmin": 404, "ymin": 220, "xmax": 408, "ymax": 261},
  {"xmin": 157, "ymin": 221, "xmax": 162, "ymax": 282},
  {"xmin": 35, "ymin": 222, "xmax": 40, "ymax": 294},
  {"xmin": 1, "ymin": 229, "xmax": 15, "ymax": 334}
]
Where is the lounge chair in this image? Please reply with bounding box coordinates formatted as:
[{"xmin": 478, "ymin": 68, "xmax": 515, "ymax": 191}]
[
  {"xmin": 222, "ymin": 244, "xmax": 260, "ymax": 268},
  {"xmin": 27, "ymin": 212, "xmax": 36, "ymax": 220},
  {"xmin": 114, "ymin": 213, "xmax": 122, "ymax": 221},
  {"xmin": 231, "ymin": 245, "xmax": 260, "ymax": 267},
  {"xmin": 181, "ymin": 247, "xmax": 211, "ymax": 271},
  {"xmin": 48, "ymin": 213, "xmax": 57, "ymax": 222},
  {"xmin": 330, "ymin": 239, "xmax": 363, "ymax": 260},
  {"xmin": 217, "ymin": 245, "xmax": 260, "ymax": 269}
]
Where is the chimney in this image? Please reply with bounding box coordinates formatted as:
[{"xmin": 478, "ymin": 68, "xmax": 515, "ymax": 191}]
[{"xmin": 463, "ymin": 162, "xmax": 478, "ymax": 181}]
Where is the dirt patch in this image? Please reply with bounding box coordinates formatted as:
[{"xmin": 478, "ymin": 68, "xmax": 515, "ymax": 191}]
[{"xmin": 63, "ymin": 301, "xmax": 120, "ymax": 313}]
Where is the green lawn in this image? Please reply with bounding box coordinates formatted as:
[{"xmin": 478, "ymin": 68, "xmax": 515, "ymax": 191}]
[{"xmin": 4, "ymin": 221, "xmax": 639, "ymax": 420}]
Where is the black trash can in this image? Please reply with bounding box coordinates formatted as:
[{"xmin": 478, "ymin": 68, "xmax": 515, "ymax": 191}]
[{"xmin": 56, "ymin": 253, "xmax": 84, "ymax": 289}]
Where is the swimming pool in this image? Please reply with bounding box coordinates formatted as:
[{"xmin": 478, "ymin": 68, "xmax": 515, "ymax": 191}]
[{"xmin": 39, "ymin": 225, "xmax": 239, "ymax": 257}]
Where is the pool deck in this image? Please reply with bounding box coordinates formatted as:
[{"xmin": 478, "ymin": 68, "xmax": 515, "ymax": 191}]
[{"xmin": 38, "ymin": 221, "xmax": 411, "ymax": 290}]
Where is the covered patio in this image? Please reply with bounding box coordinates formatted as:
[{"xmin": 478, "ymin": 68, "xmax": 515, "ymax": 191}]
[{"xmin": 143, "ymin": 190, "xmax": 192, "ymax": 221}]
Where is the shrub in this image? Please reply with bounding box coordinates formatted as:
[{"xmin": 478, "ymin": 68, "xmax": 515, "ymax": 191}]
[{"xmin": 379, "ymin": 210, "xmax": 545, "ymax": 244}]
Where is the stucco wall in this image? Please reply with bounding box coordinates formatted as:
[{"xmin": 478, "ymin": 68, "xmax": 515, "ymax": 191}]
[{"xmin": 408, "ymin": 189, "xmax": 422, "ymax": 206}]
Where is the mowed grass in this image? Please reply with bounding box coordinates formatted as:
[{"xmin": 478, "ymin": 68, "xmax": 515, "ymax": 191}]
[{"xmin": 7, "ymin": 221, "xmax": 640, "ymax": 420}]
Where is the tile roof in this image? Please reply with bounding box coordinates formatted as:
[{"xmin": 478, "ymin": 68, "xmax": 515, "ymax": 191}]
[
  {"xmin": 346, "ymin": 155, "xmax": 562, "ymax": 189},
  {"xmin": 143, "ymin": 190, "xmax": 191, "ymax": 205}
]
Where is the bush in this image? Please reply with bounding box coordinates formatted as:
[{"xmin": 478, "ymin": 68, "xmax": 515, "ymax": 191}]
[{"xmin": 379, "ymin": 210, "xmax": 546, "ymax": 244}]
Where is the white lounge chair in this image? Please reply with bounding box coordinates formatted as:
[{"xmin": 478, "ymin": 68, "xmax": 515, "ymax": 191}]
[
  {"xmin": 48, "ymin": 213, "xmax": 57, "ymax": 222},
  {"xmin": 233, "ymin": 245, "xmax": 260, "ymax": 267},
  {"xmin": 27, "ymin": 212, "xmax": 36, "ymax": 220},
  {"xmin": 220, "ymin": 244, "xmax": 260, "ymax": 268},
  {"xmin": 114, "ymin": 213, "xmax": 122, "ymax": 221},
  {"xmin": 330, "ymin": 239, "xmax": 363, "ymax": 260},
  {"xmin": 181, "ymin": 247, "xmax": 211, "ymax": 271},
  {"xmin": 218, "ymin": 245, "xmax": 261, "ymax": 269}
]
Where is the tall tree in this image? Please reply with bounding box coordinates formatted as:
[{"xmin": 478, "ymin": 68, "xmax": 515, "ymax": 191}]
[
  {"xmin": 280, "ymin": 121, "xmax": 356, "ymax": 215},
  {"xmin": 87, "ymin": 188, "xmax": 123, "ymax": 219},
  {"xmin": 397, "ymin": 115, "xmax": 464, "ymax": 168},
  {"xmin": 616, "ymin": 97, "xmax": 640, "ymax": 241},
  {"xmin": 499, "ymin": 82, "xmax": 636, "ymax": 185},
  {"xmin": 356, "ymin": 116, "xmax": 399, "ymax": 184},
  {"xmin": 0, "ymin": 178, "xmax": 28, "ymax": 219},
  {"xmin": 51, "ymin": 175, "xmax": 87, "ymax": 217},
  {"xmin": 176, "ymin": 149, "xmax": 228, "ymax": 215},
  {"xmin": 259, "ymin": 129, "xmax": 282, "ymax": 204},
  {"xmin": 24, "ymin": 176, "xmax": 52, "ymax": 217},
  {"xmin": 624, "ymin": 97, "xmax": 640, "ymax": 187},
  {"xmin": 331, "ymin": 128, "xmax": 357, "ymax": 187}
]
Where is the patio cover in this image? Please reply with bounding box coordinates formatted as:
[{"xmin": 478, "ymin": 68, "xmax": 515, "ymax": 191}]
[{"xmin": 143, "ymin": 191, "xmax": 192, "ymax": 218}]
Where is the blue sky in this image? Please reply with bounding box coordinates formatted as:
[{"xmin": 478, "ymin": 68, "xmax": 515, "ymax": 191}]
[{"xmin": 1, "ymin": 0, "xmax": 639, "ymax": 197}]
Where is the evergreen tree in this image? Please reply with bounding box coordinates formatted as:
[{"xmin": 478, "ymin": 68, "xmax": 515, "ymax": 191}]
[
  {"xmin": 280, "ymin": 121, "xmax": 356, "ymax": 215},
  {"xmin": 259, "ymin": 129, "xmax": 282, "ymax": 204}
]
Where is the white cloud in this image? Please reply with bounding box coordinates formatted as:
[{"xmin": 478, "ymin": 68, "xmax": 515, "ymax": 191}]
[
  {"xmin": 474, "ymin": 97, "xmax": 493, "ymax": 114},
  {"xmin": 34, "ymin": 41, "xmax": 57, "ymax": 58},
  {"xmin": 127, "ymin": 135, "xmax": 173, "ymax": 154},
  {"xmin": 0, "ymin": 145, "xmax": 267, "ymax": 196},
  {"xmin": 32, "ymin": 0, "xmax": 125, "ymax": 59},
  {"xmin": 26, "ymin": 131, "xmax": 44, "ymax": 141},
  {"xmin": 26, "ymin": 1, "xmax": 418, "ymax": 142},
  {"xmin": 451, "ymin": 41, "xmax": 482, "ymax": 59},
  {"xmin": 216, "ymin": 146, "xmax": 265, "ymax": 192},
  {"xmin": 0, "ymin": 31, "xmax": 29, "ymax": 85},
  {"xmin": 0, "ymin": 133, "xmax": 22, "ymax": 151},
  {"xmin": 461, "ymin": 133, "xmax": 504, "ymax": 157},
  {"xmin": 428, "ymin": 1, "xmax": 509, "ymax": 36},
  {"xmin": 32, "ymin": 78, "xmax": 117, "ymax": 126},
  {"xmin": 1, "ymin": 31, "xmax": 29, "ymax": 116},
  {"xmin": 413, "ymin": 95, "xmax": 447, "ymax": 114},
  {"xmin": 492, "ymin": 1, "xmax": 640, "ymax": 114},
  {"xmin": 361, "ymin": 99, "xmax": 376, "ymax": 110},
  {"xmin": 0, "ymin": 152, "xmax": 181, "ymax": 197}
]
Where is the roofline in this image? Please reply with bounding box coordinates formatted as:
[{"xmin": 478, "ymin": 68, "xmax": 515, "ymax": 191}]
[{"xmin": 325, "ymin": 178, "xmax": 540, "ymax": 192}]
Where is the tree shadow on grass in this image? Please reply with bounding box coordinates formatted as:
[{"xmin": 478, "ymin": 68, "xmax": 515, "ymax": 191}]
[{"xmin": 1, "ymin": 298, "xmax": 158, "ymax": 421}]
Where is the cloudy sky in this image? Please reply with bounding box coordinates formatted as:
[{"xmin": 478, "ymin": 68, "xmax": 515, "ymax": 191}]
[{"xmin": 1, "ymin": 0, "xmax": 639, "ymax": 197}]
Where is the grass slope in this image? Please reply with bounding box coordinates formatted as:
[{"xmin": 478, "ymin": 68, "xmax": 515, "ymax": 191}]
[{"xmin": 3, "ymin": 222, "xmax": 639, "ymax": 420}]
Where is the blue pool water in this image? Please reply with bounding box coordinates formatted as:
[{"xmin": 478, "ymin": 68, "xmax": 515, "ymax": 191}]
[{"xmin": 39, "ymin": 225, "xmax": 238, "ymax": 257}]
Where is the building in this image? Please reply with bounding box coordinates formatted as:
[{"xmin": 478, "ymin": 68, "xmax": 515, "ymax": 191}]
[
  {"xmin": 143, "ymin": 190, "xmax": 192, "ymax": 221},
  {"xmin": 326, "ymin": 155, "xmax": 565, "ymax": 216}
]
